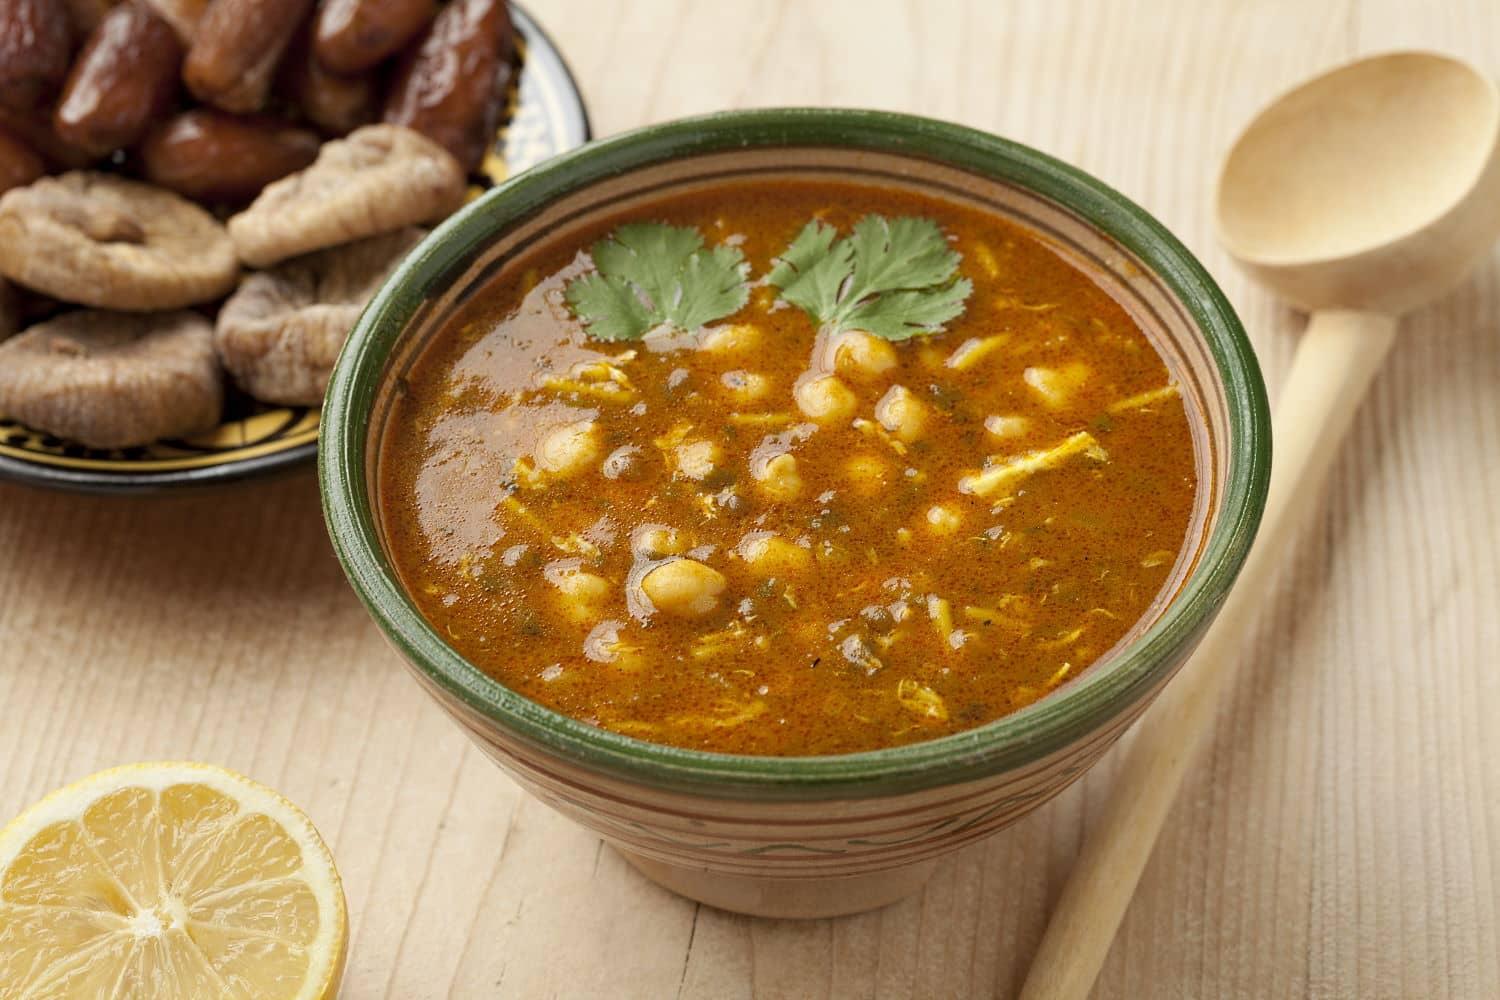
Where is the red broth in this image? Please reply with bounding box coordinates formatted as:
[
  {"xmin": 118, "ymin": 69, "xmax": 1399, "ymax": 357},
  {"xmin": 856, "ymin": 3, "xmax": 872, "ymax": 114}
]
[{"xmin": 377, "ymin": 179, "xmax": 1198, "ymax": 755}]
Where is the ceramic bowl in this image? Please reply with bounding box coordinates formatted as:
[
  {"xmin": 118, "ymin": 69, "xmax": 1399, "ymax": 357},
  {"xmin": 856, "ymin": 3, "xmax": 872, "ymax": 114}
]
[{"xmin": 321, "ymin": 109, "xmax": 1271, "ymax": 918}]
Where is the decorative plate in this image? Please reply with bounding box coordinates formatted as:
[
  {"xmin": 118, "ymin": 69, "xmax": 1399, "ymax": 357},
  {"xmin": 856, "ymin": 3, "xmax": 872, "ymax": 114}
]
[{"xmin": 0, "ymin": 3, "xmax": 590, "ymax": 493}]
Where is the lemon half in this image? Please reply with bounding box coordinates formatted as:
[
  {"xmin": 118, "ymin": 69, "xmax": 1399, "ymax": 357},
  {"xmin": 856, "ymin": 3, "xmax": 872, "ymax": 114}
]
[{"xmin": 0, "ymin": 763, "xmax": 347, "ymax": 999}]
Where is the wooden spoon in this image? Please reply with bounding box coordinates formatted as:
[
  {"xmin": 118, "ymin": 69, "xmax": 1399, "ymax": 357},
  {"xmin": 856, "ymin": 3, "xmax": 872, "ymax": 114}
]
[{"xmin": 1020, "ymin": 51, "xmax": 1500, "ymax": 1000}]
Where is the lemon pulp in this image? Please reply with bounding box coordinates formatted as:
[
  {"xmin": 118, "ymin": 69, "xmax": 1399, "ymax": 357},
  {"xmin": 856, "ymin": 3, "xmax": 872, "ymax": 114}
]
[{"xmin": 0, "ymin": 763, "xmax": 346, "ymax": 999}]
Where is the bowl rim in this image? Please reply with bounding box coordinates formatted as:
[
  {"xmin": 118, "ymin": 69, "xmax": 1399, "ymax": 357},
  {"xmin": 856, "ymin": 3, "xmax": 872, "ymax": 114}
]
[{"xmin": 320, "ymin": 108, "xmax": 1271, "ymax": 801}]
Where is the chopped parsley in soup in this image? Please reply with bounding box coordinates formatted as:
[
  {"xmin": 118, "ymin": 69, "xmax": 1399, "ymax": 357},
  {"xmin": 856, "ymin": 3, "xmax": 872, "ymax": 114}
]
[{"xmin": 377, "ymin": 180, "xmax": 1199, "ymax": 756}]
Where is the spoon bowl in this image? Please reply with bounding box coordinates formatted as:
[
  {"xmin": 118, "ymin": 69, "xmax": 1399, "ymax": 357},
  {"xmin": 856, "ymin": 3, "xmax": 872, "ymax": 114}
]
[{"xmin": 1216, "ymin": 51, "xmax": 1500, "ymax": 313}]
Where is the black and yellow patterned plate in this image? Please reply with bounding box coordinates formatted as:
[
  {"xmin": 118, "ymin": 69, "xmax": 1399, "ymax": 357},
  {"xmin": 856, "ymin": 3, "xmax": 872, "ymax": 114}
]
[{"xmin": 0, "ymin": 3, "xmax": 589, "ymax": 493}]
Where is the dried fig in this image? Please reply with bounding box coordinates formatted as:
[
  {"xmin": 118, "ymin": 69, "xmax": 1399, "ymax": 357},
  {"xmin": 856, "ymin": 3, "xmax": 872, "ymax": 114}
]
[
  {"xmin": 227, "ymin": 123, "xmax": 463, "ymax": 268},
  {"xmin": 0, "ymin": 172, "xmax": 240, "ymax": 310},
  {"xmin": 0, "ymin": 309, "xmax": 223, "ymax": 447},
  {"xmin": 216, "ymin": 227, "xmax": 424, "ymax": 404}
]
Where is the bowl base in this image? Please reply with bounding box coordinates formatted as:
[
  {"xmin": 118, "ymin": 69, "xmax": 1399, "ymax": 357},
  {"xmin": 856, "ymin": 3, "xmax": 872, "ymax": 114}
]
[{"xmin": 619, "ymin": 849, "xmax": 939, "ymax": 919}]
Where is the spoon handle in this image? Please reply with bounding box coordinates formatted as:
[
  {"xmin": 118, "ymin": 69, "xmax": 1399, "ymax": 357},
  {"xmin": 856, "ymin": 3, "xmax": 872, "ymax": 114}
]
[{"xmin": 1019, "ymin": 309, "xmax": 1398, "ymax": 1000}]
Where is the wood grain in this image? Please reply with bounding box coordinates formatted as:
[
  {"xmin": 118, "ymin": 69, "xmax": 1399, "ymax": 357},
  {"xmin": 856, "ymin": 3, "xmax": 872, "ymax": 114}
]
[{"xmin": 1, "ymin": 1, "xmax": 1496, "ymax": 997}]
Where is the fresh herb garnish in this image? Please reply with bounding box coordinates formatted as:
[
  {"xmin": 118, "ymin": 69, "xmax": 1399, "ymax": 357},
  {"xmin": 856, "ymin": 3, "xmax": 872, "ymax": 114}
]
[
  {"xmin": 767, "ymin": 215, "xmax": 972, "ymax": 340},
  {"xmin": 564, "ymin": 223, "xmax": 750, "ymax": 341}
]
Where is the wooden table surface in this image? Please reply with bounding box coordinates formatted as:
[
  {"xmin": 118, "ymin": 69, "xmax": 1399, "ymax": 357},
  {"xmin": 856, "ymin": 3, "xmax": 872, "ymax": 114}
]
[{"xmin": 3, "ymin": 1, "xmax": 1498, "ymax": 997}]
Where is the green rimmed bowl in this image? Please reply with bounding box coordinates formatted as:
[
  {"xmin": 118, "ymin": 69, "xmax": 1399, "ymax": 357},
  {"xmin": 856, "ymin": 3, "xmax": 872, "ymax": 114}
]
[{"xmin": 320, "ymin": 109, "xmax": 1270, "ymax": 918}]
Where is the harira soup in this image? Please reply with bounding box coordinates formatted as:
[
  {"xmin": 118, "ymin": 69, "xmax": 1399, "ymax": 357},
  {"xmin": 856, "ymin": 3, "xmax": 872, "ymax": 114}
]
[{"xmin": 375, "ymin": 178, "xmax": 1200, "ymax": 757}]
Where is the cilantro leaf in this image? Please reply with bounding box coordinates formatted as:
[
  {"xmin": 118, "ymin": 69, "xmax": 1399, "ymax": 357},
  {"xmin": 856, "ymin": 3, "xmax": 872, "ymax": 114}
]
[
  {"xmin": 564, "ymin": 222, "xmax": 750, "ymax": 340},
  {"xmin": 766, "ymin": 221, "xmax": 851, "ymax": 321},
  {"xmin": 844, "ymin": 283, "xmax": 971, "ymax": 340},
  {"xmin": 767, "ymin": 214, "xmax": 972, "ymax": 340},
  {"xmin": 676, "ymin": 245, "xmax": 753, "ymax": 330},
  {"xmin": 563, "ymin": 272, "xmax": 654, "ymax": 341}
]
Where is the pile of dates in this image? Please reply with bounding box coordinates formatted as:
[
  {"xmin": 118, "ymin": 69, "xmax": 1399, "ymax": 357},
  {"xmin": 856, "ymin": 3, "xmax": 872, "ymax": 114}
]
[{"xmin": 0, "ymin": 0, "xmax": 515, "ymax": 202}]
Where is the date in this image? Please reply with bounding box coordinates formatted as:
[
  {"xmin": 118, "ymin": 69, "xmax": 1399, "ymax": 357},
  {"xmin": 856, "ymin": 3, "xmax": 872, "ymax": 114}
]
[
  {"xmin": 314, "ymin": 0, "xmax": 435, "ymax": 75},
  {"xmin": 183, "ymin": 0, "xmax": 316, "ymax": 113},
  {"xmin": 382, "ymin": 0, "xmax": 514, "ymax": 173},
  {"xmin": 0, "ymin": 127, "xmax": 45, "ymax": 195},
  {"xmin": 139, "ymin": 109, "xmax": 321, "ymax": 203},
  {"xmin": 63, "ymin": 0, "xmax": 115, "ymax": 35},
  {"xmin": 0, "ymin": 0, "xmax": 74, "ymax": 111},
  {"xmin": 140, "ymin": 0, "xmax": 211, "ymax": 43},
  {"xmin": 0, "ymin": 107, "xmax": 93, "ymax": 170},
  {"xmin": 55, "ymin": 3, "xmax": 184, "ymax": 158},
  {"xmin": 279, "ymin": 25, "xmax": 379, "ymax": 135}
]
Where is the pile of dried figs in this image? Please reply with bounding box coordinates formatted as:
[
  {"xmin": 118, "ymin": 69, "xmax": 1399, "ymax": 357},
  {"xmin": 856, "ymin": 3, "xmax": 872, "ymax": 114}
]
[{"xmin": 0, "ymin": 0, "xmax": 515, "ymax": 448}]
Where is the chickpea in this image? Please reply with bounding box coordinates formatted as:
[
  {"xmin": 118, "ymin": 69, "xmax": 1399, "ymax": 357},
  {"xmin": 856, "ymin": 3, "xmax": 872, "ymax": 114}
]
[
  {"xmin": 720, "ymin": 369, "xmax": 773, "ymax": 404},
  {"xmin": 642, "ymin": 558, "xmax": 728, "ymax": 618},
  {"xmin": 753, "ymin": 452, "xmax": 802, "ymax": 501},
  {"xmin": 675, "ymin": 439, "xmax": 721, "ymax": 480},
  {"xmin": 829, "ymin": 330, "xmax": 897, "ymax": 378},
  {"xmin": 925, "ymin": 503, "xmax": 963, "ymax": 535},
  {"xmin": 795, "ymin": 375, "xmax": 857, "ymax": 424},
  {"xmin": 874, "ymin": 385, "xmax": 927, "ymax": 443},
  {"xmin": 536, "ymin": 420, "xmax": 600, "ymax": 477},
  {"xmin": 843, "ymin": 454, "xmax": 889, "ymax": 497},
  {"xmin": 545, "ymin": 562, "xmax": 612, "ymax": 623},
  {"xmin": 602, "ymin": 444, "xmax": 643, "ymax": 480},
  {"xmin": 632, "ymin": 524, "xmax": 687, "ymax": 557},
  {"xmin": 736, "ymin": 532, "xmax": 811, "ymax": 575},
  {"xmin": 1023, "ymin": 362, "xmax": 1091, "ymax": 408},
  {"xmin": 984, "ymin": 414, "xmax": 1031, "ymax": 439},
  {"xmin": 699, "ymin": 323, "xmax": 762, "ymax": 354}
]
